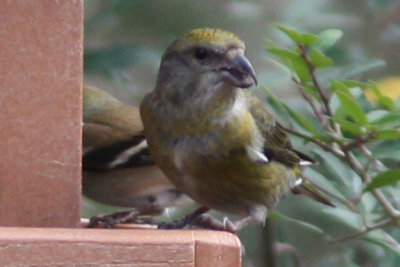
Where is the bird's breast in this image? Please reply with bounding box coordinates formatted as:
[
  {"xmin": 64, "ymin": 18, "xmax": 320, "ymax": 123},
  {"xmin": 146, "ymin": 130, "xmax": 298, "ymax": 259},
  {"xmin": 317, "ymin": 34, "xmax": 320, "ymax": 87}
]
[{"xmin": 172, "ymin": 109, "xmax": 261, "ymax": 171}]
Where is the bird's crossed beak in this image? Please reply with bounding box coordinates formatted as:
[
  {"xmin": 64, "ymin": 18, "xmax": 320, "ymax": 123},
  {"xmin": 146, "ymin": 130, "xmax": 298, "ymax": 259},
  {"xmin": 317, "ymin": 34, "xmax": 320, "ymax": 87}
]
[{"xmin": 221, "ymin": 53, "xmax": 258, "ymax": 89}]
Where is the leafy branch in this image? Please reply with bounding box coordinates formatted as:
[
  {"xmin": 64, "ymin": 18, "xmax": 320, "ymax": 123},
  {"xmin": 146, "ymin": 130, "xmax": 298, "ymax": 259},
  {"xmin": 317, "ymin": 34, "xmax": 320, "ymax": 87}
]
[{"xmin": 266, "ymin": 25, "xmax": 400, "ymax": 252}]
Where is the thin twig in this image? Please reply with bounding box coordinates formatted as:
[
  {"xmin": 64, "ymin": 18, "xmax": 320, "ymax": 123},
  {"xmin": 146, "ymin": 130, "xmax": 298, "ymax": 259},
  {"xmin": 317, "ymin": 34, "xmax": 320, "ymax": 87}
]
[
  {"xmin": 298, "ymin": 45, "xmax": 331, "ymax": 114},
  {"xmin": 299, "ymin": 46, "xmax": 400, "ymax": 221},
  {"xmin": 286, "ymin": 41, "xmax": 400, "ymax": 243},
  {"xmin": 311, "ymin": 68, "xmax": 333, "ymax": 118},
  {"xmin": 372, "ymin": 189, "xmax": 400, "ymax": 219},
  {"xmin": 300, "ymin": 88, "xmax": 327, "ymax": 126},
  {"xmin": 331, "ymin": 218, "xmax": 393, "ymax": 243},
  {"xmin": 293, "ymin": 76, "xmax": 327, "ymax": 127},
  {"xmin": 359, "ymin": 144, "xmax": 386, "ymax": 171},
  {"xmin": 341, "ymin": 134, "xmax": 374, "ymax": 152},
  {"xmin": 345, "ymin": 151, "xmax": 400, "ymax": 219},
  {"xmin": 298, "ymin": 44, "xmax": 341, "ymax": 134},
  {"xmin": 281, "ymin": 125, "xmax": 345, "ymax": 157}
]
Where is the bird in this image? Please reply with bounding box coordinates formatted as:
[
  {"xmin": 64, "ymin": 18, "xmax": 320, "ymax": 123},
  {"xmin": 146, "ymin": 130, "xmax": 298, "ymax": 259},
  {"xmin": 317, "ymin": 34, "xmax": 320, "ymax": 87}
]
[
  {"xmin": 140, "ymin": 28, "xmax": 333, "ymax": 232},
  {"xmin": 82, "ymin": 84, "xmax": 191, "ymax": 227}
]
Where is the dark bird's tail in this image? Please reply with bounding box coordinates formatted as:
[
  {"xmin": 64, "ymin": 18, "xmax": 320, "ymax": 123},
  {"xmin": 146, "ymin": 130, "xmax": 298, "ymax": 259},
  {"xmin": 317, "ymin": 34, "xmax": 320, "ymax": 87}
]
[{"xmin": 292, "ymin": 178, "xmax": 335, "ymax": 207}]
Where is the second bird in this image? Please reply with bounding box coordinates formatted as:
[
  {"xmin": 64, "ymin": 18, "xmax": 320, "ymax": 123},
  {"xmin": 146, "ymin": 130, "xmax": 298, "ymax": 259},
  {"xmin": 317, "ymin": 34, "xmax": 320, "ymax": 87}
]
[{"xmin": 83, "ymin": 85, "xmax": 191, "ymax": 224}]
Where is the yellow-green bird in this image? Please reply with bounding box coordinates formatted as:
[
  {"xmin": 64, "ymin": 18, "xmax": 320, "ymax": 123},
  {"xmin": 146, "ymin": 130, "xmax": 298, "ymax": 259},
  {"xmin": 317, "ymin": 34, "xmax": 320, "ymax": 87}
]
[
  {"xmin": 140, "ymin": 28, "xmax": 332, "ymax": 232},
  {"xmin": 83, "ymin": 84, "xmax": 191, "ymax": 226}
]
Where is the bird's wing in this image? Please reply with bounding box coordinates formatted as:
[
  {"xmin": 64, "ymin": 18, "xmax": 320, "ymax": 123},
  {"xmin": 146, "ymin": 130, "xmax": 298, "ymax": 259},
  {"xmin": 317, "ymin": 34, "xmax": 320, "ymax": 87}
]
[
  {"xmin": 83, "ymin": 124, "xmax": 151, "ymax": 171},
  {"xmin": 83, "ymin": 86, "xmax": 153, "ymax": 171},
  {"xmin": 246, "ymin": 92, "xmax": 303, "ymax": 167},
  {"xmin": 247, "ymin": 92, "xmax": 333, "ymax": 206}
]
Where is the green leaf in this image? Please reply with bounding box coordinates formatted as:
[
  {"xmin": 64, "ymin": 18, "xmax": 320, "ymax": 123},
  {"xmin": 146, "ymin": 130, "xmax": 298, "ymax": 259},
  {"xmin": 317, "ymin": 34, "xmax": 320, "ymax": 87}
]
[
  {"xmin": 366, "ymin": 83, "xmax": 395, "ymax": 110},
  {"xmin": 377, "ymin": 95, "xmax": 395, "ymax": 110},
  {"xmin": 374, "ymin": 142, "xmax": 400, "ymax": 160},
  {"xmin": 299, "ymin": 84, "xmax": 320, "ymax": 100},
  {"xmin": 341, "ymin": 80, "xmax": 372, "ymax": 89},
  {"xmin": 268, "ymin": 47, "xmax": 299, "ymax": 60},
  {"xmin": 275, "ymin": 25, "xmax": 303, "ymax": 44},
  {"xmin": 337, "ymin": 59, "xmax": 386, "ymax": 80},
  {"xmin": 300, "ymin": 32, "xmax": 320, "ymax": 45},
  {"xmin": 368, "ymin": 83, "xmax": 383, "ymax": 97},
  {"xmin": 333, "ymin": 118, "xmax": 366, "ymax": 136},
  {"xmin": 263, "ymin": 86, "xmax": 292, "ymax": 124},
  {"xmin": 270, "ymin": 211, "xmax": 327, "ymax": 235},
  {"xmin": 284, "ymin": 105, "xmax": 320, "ymax": 136},
  {"xmin": 363, "ymin": 229, "xmax": 400, "ymax": 256},
  {"xmin": 265, "ymin": 39, "xmax": 278, "ymax": 49},
  {"xmin": 332, "ymin": 81, "xmax": 369, "ymax": 125},
  {"xmin": 309, "ymin": 48, "xmax": 334, "ymax": 68},
  {"xmin": 376, "ymin": 130, "xmax": 400, "ymax": 140},
  {"xmin": 275, "ymin": 25, "xmax": 319, "ymax": 45},
  {"xmin": 364, "ymin": 169, "xmax": 400, "ymax": 192},
  {"xmin": 367, "ymin": 110, "xmax": 389, "ymax": 121},
  {"xmin": 341, "ymin": 80, "xmax": 394, "ymax": 110},
  {"xmin": 263, "ymin": 85, "xmax": 320, "ymax": 135},
  {"xmin": 312, "ymin": 149, "xmax": 361, "ymax": 194},
  {"xmin": 315, "ymin": 29, "xmax": 343, "ymax": 52},
  {"xmin": 268, "ymin": 48, "xmax": 311, "ymax": 82},
  {"xmin": 318, "ymin": 207, "xmax": 364, "ymax": 237},
  {"xmin": 370, "ymin": 110, "xmax": 400, "ymax": 130},
  {"xmin": 303, "ymin": 168, "xmax": 346, "ymax": 199}
]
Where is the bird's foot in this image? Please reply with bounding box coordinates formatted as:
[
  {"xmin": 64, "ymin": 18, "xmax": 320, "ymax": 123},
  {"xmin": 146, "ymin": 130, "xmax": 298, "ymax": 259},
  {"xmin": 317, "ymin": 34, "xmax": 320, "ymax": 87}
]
[
  {"xmin": 157, "ymin": 206, "xmax": 256, "ymax": 233},
  {"xmin": 157, "ymin": 206, "xmax": 210, "ymax": 230},
  {"xmin": 190, "ymin": 215, "xmax": 256, "ymax": 233},
  {"xmin": 87, "ymin": 210, "xmax": 156, "ymax": 228},
  {"xmin": 157, "ymin": 206, "xmax": 246, "ymax": 233},
  {"xmin": 189, "ymin": 214, "xmax": 237, "ymax": 233}
]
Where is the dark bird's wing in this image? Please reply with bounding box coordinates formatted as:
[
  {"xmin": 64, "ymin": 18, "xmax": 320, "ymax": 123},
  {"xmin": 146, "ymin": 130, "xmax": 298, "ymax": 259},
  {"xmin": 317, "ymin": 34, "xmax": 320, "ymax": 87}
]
[
  {"xmin": 83, "ymin": 85, "xmax": 153, "ymax": 171},
  {"xmin": 246, "ymin": 92, "xmax": 305, "ymax": 167},
  {"xmin": 247, "ymin": 92, "xmax": 333, "ymax": 207},
  {"xmin": 83, "ymin": 130, "xmax": 152, "ymax": 171}
]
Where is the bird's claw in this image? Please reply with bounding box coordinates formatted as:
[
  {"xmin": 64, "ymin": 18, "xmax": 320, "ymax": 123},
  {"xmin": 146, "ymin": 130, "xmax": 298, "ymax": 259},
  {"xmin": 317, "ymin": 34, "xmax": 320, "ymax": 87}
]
[
  {"xmin": 158, "ymin": 214, "xmax": 237, "ymax": 233},
  {"xmin": 87, "ymin": 210, "xmax": 155, "ymax": 228}
]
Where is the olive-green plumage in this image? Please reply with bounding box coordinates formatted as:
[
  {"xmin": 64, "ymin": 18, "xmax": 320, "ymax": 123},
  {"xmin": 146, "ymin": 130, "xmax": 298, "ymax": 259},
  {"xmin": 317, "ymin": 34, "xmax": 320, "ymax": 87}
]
[{"xmin": 140, "ymin": 28, "xmax": 330, "ymax": 230}]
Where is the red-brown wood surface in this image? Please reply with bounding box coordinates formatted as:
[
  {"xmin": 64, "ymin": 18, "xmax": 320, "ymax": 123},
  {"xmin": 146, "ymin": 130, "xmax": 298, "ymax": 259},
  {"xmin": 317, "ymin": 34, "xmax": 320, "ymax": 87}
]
[
  {"xmin": 0, "ymin": 1, "xmax": 242, "ymax": 266},
  {"xmin": 0, "ymin": 0, "xmax": 83, "ymax": 227},
  {"xmin": 0, "ymin": 228, "xmax": 242, "ymax": 267}
]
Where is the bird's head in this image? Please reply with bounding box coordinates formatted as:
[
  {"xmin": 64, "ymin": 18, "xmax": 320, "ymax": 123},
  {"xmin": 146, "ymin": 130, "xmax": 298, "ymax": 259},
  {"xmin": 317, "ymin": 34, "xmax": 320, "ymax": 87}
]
[{"xmin": 156, "ymin": 28, "xmax": 257, "ymax": 100}]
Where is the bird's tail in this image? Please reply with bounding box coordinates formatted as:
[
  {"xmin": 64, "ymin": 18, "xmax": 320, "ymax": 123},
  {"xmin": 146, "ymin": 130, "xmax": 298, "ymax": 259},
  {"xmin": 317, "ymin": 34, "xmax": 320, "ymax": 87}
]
[
  {"xmin": 292, "ymin": 177, "xmax": 335, "ymax": 207},
  {"xmin": 293, "ymin": 149, "xmax": 318, "ymax": 166}
]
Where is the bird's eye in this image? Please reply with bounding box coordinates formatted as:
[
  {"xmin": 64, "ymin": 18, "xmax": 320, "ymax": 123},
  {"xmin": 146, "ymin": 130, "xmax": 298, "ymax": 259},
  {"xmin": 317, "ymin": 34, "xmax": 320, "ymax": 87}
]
[{"xmin": 194, "ymin": 47, "xmax": 208, "ymax": 60}]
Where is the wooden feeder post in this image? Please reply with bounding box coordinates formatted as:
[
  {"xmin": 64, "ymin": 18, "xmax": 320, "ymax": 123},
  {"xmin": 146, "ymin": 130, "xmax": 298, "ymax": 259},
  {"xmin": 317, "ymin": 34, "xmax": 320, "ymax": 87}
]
[{"xmin": 0, "ymin": 1, "xmax": 241, "ymax": 266}]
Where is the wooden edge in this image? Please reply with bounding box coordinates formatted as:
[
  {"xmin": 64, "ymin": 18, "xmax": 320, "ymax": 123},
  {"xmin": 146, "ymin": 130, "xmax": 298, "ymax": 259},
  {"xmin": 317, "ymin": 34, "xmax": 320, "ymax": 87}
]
[
  {"xmin": 0, "ymin": 227, "xmax": 242, "ymax": 267},
  {"xmin": 193, "ymin": 230, "xmax": 242, "ymax": 267}
]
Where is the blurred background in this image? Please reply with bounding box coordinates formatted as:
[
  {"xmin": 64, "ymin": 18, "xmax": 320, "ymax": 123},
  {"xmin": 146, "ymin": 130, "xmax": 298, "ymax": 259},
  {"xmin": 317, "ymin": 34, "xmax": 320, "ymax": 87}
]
[{"xmin": 83, "ymin": 1, "xmax": 400, "ymax": 266}]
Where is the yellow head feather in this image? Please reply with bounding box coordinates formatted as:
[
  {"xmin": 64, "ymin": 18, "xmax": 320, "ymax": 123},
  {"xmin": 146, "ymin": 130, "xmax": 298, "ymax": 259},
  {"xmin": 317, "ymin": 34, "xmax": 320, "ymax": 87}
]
[{"xmin": 169, "ymin": 28, "xmax": 245, "ymax": 52}]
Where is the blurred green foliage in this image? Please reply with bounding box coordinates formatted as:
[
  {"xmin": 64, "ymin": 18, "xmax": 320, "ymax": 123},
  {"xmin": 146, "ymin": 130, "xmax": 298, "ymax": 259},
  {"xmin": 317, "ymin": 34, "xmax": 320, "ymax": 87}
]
[
  {"xmin": 84, "ymin": 1, "xmax": 400, "ymax": 266},
  {"xmin": 264, "ymin": 25, "xmax": 400, "ymax": 267}
]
